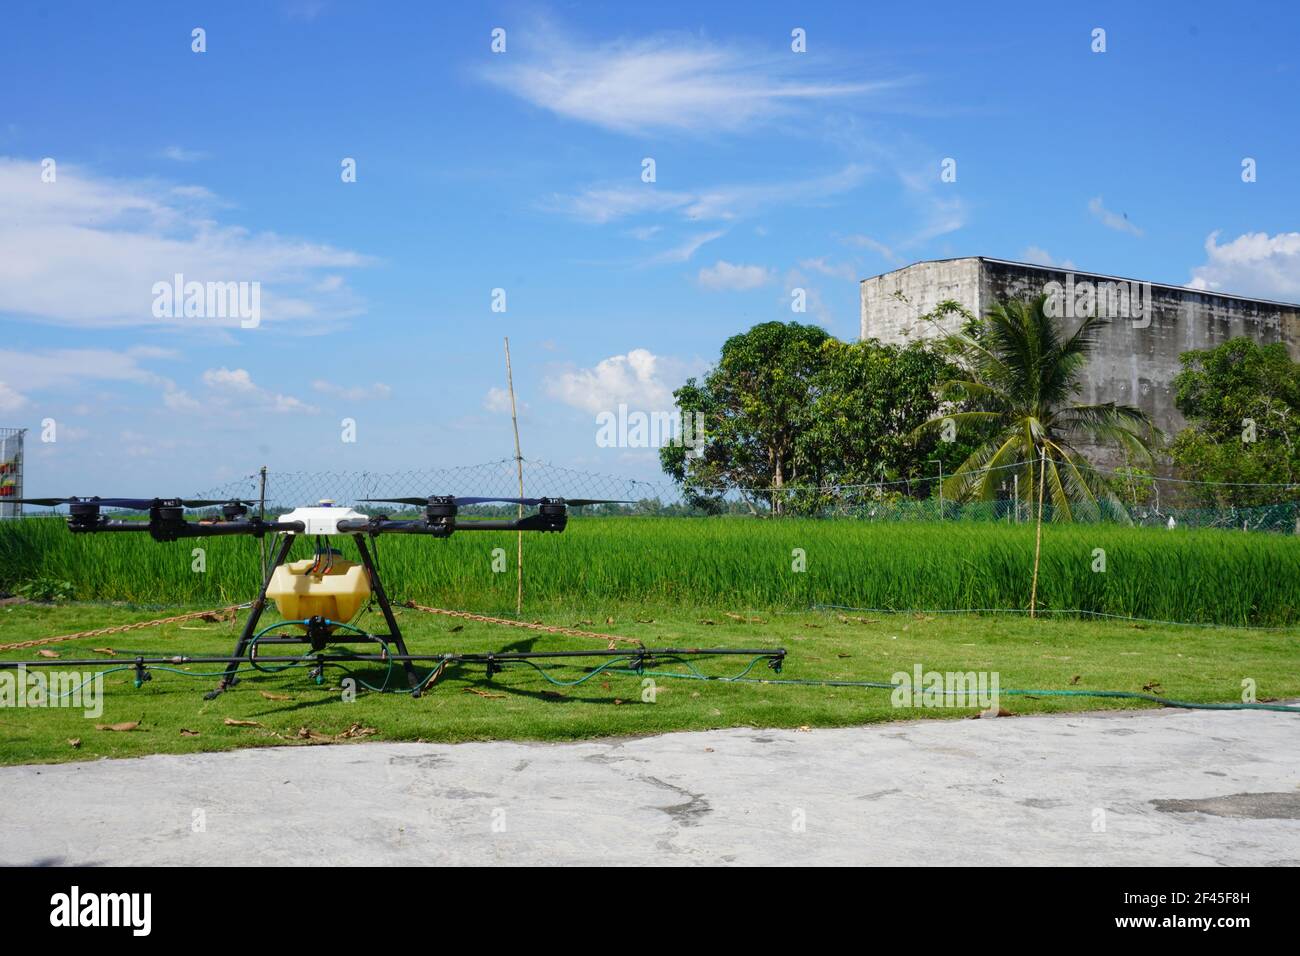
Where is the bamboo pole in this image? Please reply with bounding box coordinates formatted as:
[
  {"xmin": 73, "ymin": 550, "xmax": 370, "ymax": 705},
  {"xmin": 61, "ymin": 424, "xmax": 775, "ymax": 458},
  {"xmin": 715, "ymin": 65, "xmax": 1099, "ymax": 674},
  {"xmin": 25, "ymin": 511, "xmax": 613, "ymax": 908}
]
[
  {"xmin": 1029, "ymin": 446, "xmax": 1047, "ymax": 619},
  {"xmin": 503, "ymin": 338, "xmax": 524, "ymax": 615}
]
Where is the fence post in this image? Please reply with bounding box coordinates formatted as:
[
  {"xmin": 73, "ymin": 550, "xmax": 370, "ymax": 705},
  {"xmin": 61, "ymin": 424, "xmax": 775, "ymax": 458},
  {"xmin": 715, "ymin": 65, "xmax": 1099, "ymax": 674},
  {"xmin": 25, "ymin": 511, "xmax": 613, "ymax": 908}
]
[
  {"xmin": 1029, "ymin": 447, "xmax": 1046, "ymax": 619},
  {"xmin": 258, "ymin": 466, "xmax": 268, "ymax": 581},
  {"xmin": 929, "ymin": 459, "xmax": 943, "ymax": 521},
  {"xmin": 504, "ymin": 338, "xmax": 525, "ymax": 615}
]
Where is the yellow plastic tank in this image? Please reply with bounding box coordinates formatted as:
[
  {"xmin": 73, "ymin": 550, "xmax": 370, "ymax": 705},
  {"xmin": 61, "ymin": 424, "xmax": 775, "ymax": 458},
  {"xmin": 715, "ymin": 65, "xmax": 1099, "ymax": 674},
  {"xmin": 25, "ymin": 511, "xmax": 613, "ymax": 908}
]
[{"xmin": 266, "ymin": 557, "xmax": 371, "ymax": 627}]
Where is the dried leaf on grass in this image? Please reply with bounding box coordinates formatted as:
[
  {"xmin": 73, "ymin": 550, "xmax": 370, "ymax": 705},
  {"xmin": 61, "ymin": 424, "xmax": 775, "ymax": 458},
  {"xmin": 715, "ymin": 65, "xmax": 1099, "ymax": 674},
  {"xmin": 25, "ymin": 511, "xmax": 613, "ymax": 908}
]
[
  {"xmin": 36, "ymin": 649, "xmax": 59, "ymax": 658},
  {"xmin": 95, "ymin": 721, "xmax": 140, "ymax": 732},
  {"xmin": 464, "ymin": 688, "xmax": 506, "ymax": 699},
  {"xmin": 259, "ymin": 691, "xmax": 292, "ymax": 701},
  {"xmin": 223, "ymin": 718, "xmax": 262, "ymax": 728},
  {"xmin": 293, "ymin": 723, "xmax": 378, "ymax": 742},
  {"xmin": 336, "ymin": 723, "xmax": 377, "ymax": 739}
]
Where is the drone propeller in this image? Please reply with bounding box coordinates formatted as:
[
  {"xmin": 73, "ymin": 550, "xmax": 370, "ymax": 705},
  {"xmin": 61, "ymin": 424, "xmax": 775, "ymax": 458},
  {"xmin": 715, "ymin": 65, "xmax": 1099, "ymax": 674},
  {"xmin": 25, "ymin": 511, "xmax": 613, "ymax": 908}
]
[
  {"xmin": 361, "ymin": 496, "xmax": 630, "ymax": 507},
  {"xmin": 13, "ymin": 496, "xmax": 253, "ymax": 510}
]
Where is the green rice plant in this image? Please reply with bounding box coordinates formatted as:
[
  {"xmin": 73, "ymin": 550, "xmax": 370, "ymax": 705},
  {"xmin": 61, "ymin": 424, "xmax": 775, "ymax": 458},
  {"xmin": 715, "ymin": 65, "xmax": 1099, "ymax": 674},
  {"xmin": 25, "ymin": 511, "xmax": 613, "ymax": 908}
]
[{"xmin": 1, "ymin": 516, "xmax": 1297, "ymax": 626}]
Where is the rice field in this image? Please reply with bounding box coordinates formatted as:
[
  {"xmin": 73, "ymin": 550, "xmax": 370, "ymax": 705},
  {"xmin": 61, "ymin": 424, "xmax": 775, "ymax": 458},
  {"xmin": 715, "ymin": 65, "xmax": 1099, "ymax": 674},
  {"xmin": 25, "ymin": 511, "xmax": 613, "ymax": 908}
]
[{"xmin": 3, "ymin": 516, "xmax": 1299, "ymax": 627}]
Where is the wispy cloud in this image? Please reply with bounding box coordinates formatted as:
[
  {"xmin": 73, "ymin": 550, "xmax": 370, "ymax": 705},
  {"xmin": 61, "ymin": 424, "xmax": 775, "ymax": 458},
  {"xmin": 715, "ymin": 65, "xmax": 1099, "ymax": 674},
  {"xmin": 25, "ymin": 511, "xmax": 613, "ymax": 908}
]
[
  {"xmin": 0, "ymin": 157, "xmax": 371, "ymax": 329},
  {"xmin": 312, "ymin": 380, "xmax": 393, "ymax": 401},
  {"xmin": 481, "ymin": 24, "xmax": 897, "ymax": 136},
  {"xmin": 897, "ymin": 167, "xmax": 968, "ymax": 246},
  {"xmin": 646, "ymin": 230, "xmax": 725, "ymax": 265},
  {"xmin": 547, "ymin": 164, "xmax": 871, "ymax": 224},
  {"xmin": 0, "ymin": 345, "xmax": 189, "ymax": 414},
  {"xmin": 1088, "ymin": 195, "xmax": 1143, "ymax": 237},
  {"xmin": 842, "ymin": 234, "xmax": 901, "ymax": 264},
  {"xmin": 799, "ymin": 257, "xmax": 859, "ymax": 281},
  {"xmin": 1021, "ymin": 246, "xmax": 1077, "ymax": 270},
  {"xmin": 161, "ymin": 145, "xmax": 208, "ymax": 162}
]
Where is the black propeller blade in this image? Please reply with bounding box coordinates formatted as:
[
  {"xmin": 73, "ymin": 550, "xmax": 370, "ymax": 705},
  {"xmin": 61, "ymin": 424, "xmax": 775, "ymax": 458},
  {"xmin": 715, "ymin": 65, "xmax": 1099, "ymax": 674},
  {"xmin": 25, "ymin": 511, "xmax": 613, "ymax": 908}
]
[
  {"xmin": 361, "ymin": 496, "xmax": 630, "ymax": 507},
  {"xmin": 361, "ymin": 497, "xmax": 440, "ymax": 507},
  {"xmin": 14, "ymin": 496, "xmax": 252, "ymax": 510}
]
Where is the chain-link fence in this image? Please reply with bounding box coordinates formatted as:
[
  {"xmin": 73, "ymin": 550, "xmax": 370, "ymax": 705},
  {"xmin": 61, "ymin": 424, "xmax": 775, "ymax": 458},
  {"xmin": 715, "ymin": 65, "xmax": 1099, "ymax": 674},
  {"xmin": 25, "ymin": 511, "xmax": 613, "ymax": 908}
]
[{"xmin": 186, "ymin": 458, "xmax": 1300, "ymax": 532}]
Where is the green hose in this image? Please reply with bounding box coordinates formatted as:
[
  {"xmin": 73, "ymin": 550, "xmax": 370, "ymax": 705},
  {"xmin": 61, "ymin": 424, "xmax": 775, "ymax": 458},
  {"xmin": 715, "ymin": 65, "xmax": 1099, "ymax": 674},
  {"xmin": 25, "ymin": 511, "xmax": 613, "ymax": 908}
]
[
  {"xmin": 41, "ymin": 618, "xmax": 1300, "ymax": 713},
  {"xmin": 611, "ymin": 663, "xmax": 1300, "ymax": 713}
]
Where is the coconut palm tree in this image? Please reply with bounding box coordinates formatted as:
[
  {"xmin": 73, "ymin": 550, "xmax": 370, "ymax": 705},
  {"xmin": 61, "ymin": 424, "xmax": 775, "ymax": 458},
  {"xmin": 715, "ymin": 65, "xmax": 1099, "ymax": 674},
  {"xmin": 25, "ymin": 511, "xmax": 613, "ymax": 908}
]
[{"xmin": 915, "ymin": 295, "xmax": 1159, "ymax": 521}]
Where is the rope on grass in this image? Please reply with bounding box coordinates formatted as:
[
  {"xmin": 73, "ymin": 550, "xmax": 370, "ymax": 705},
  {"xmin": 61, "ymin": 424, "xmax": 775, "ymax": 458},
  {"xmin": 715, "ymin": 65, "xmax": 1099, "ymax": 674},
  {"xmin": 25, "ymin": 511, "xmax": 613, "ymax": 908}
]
[
  {"xmin": 402, "ymin": 602, "xmax": 644, "ymax": 648},
  {"xmin": 0, "ymin": 604, "xmax": 246, "ymax": 651}
]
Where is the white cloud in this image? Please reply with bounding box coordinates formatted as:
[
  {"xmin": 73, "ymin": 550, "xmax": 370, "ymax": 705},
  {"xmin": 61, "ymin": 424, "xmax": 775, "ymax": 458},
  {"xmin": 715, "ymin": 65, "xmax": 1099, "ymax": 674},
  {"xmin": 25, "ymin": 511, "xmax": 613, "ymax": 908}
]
[
  {"xmin": 0, "ymin": 381, "xmax": 27, "ymax": 413},
  {"xmin": 697, "ymin": 260, "xmax": 773, "ymax": 291},
  {"xmin": 161, "ymin": 145, "xmax": 208, "ymax": 162},
  {"xmin": 203, "ymin": 367, "xmax": 257, "ymax": 392},
  {"xmin": 483, "ymin": 386, "xmax": 528, "ymax": 415},
  {"xmin": 843, "ymin": 234, "xmax": 900, "ymax": 264},
  {"xmin": 163, "ymin": 387, "xmax": 200, "ymax": 411},
  {"xmin": 312, "ymin": 380, "xmax": 392, "ymax": 401},
  {"xmin": 799, "ymin": 257, "xmax": 859, "ymax": 281},
  {"xmin": 545, "ymin": 349, "xmax": 688, "ymax": 414},
  {"xmin": 1088, "ymin": 196, "xmax": 1143, "ymax": 237},
  {"xmin": 546, "ymin": 164, "xmax": 870, "ymax": 224},
  {"xmin": 200, "ymin": 366, "xmax": 317, "ymax": 414},
  {"xmin": 0, "ymin": 347, "xmax": 170, "ymax": 392},
  {"xmin": 481, "ymin": 26, "xmax": 893, "ymax": 135},
  {"xmin": 1021, "ymin": 246, "xmax": 1077, "ymax": 270},
  {"xmin": 1187, "ymin": 231, "xmax": 1300, "ymax": 300},
  {"xmin": 0, "ymin": 157, "xmax": 371, "ymax": 329}
]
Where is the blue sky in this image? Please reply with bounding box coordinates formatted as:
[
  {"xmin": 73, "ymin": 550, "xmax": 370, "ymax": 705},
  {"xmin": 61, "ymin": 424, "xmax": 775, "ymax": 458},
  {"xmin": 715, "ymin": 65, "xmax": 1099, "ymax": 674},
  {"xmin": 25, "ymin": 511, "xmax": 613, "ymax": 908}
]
[{"xmin": 2, "ymin": 0, "xmax": 1297, "ymax": 496}]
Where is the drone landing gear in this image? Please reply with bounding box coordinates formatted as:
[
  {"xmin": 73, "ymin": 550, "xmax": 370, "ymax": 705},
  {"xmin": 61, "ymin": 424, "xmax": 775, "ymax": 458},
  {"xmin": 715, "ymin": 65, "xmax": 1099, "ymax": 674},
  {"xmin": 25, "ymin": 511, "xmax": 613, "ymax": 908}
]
[{"xmin": 204, "ymin": 532, "xmax": 420, "ymax": 699}]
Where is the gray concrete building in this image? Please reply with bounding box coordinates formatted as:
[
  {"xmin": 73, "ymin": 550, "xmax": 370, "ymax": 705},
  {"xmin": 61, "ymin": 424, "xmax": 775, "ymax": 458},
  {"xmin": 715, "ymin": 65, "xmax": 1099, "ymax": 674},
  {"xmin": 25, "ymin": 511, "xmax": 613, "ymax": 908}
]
[{"xmin": 860, "ymin": 257, "xmax": 1300, "ymax": 449}]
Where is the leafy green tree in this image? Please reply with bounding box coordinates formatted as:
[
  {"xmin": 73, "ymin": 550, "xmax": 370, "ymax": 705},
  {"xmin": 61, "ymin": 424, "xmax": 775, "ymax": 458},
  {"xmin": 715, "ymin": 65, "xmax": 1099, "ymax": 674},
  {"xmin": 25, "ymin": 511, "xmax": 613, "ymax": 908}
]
[
  {"xmin": 1170, "ymin": 338, "xmax": 1300, "ymax": 506},
  {"xmin": 808, "ymin": 337, "xmax": 986, "ymax": 489},
  {"xmin": 660, "ymin": 321, "xmax": 972, "ymax": 514},
  {"xmin": 660, "ymin": 321, "xmax": 832, "ymax": 514},
  {"xmin": 915, "ymin": 295, "xmax": 1160, "ymax": 520}
]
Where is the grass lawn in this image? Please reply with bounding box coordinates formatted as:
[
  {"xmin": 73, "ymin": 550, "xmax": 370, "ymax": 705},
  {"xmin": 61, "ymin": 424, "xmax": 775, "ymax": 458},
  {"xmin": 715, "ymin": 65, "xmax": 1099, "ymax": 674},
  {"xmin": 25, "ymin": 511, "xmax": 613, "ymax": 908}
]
[{"xmin": 1, "ymin": 599, "xmax": 1296, "ymax": 766}]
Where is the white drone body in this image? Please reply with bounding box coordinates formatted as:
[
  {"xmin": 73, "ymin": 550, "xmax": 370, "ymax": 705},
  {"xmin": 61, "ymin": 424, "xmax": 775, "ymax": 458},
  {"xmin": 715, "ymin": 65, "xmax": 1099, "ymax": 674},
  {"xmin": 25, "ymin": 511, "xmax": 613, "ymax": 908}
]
[{"xmin": 277, "ymin": 501, "xmax": 369, "ymax": 536}]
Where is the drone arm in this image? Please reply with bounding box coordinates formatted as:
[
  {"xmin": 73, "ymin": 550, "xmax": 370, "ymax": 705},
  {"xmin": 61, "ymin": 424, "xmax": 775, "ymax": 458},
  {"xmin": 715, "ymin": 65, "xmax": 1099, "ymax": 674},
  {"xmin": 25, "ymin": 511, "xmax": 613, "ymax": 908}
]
[
  {"xmin": 452, "ymin": 513, "xmax": 566, "ymax": 533},
  {"xmin": 334, "ymin": 514, "xmax": 565, "ymax": 536},
  {"xmin": 68, "ymin": 518, "xmax": 306, "ymax": 540}
]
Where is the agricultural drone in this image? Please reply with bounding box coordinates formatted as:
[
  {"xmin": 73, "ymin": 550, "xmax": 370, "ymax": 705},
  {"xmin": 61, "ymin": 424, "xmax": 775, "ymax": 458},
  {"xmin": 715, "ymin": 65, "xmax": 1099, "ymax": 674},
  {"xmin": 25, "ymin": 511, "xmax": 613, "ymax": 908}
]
[{"xmin": 3, "ymin": 494, "xmax": 785, "ymax": 699}]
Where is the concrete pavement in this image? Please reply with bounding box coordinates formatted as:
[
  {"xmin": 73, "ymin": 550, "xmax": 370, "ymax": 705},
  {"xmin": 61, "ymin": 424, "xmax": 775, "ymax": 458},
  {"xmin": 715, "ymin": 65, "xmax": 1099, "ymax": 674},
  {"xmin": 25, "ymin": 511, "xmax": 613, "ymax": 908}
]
[{"xmin": 2, "ymin": 706, "xmax": 1297, "ymax": 865}]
